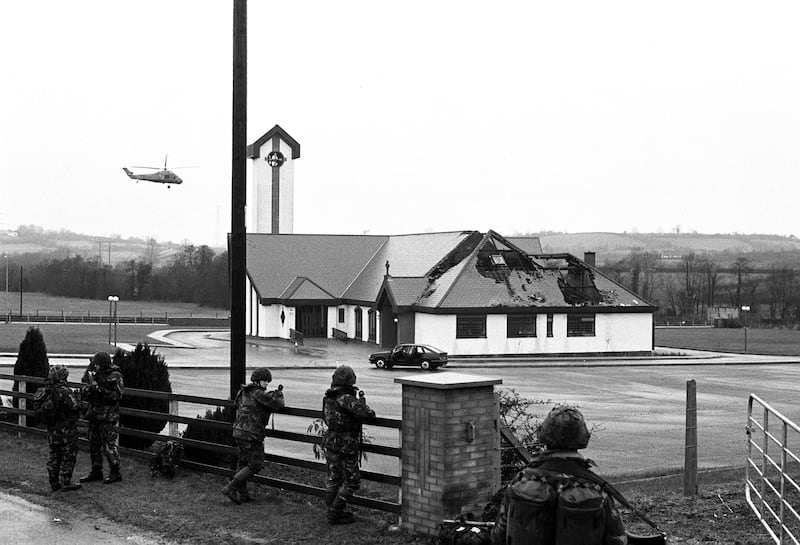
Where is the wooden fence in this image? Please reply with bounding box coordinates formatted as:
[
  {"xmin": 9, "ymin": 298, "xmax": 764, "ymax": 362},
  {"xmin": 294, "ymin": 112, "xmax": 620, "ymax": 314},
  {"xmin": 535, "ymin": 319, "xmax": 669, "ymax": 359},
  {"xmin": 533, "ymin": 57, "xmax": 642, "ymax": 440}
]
[{"xmin": 0, "ymin": 373, "xmax": 401, "ymax": 513}]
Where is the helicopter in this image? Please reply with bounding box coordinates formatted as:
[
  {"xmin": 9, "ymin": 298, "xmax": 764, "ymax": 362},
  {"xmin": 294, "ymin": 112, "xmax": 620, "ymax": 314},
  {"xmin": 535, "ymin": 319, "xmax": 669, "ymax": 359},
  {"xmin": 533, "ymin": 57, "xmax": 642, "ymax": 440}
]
[{"xmin": 123, "ymin": 156, "xmax": 189, "ymax": 188}]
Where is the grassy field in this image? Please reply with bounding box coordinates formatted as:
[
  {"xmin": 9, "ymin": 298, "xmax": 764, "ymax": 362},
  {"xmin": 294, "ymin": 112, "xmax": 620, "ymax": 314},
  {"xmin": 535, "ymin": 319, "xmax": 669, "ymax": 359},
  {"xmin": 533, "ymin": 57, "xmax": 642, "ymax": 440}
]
[
  {"xmin": 656, "ymin": 325, "xmax": 800, "ymax": 356},
  {"xmin": 0, "ymin": 292, "xmax": 227, "ymax": 318},
  {"xmin": 0, "ymin": 293, "xmax": 227, "ymax": 353}
]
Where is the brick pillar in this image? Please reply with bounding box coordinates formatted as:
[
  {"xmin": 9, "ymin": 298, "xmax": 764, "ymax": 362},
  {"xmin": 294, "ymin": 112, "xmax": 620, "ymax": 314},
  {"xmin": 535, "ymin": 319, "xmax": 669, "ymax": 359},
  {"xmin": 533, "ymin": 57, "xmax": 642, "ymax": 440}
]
[{"xmin": 395, "ymin": 372, "xmax": 502, "ymax": 536}]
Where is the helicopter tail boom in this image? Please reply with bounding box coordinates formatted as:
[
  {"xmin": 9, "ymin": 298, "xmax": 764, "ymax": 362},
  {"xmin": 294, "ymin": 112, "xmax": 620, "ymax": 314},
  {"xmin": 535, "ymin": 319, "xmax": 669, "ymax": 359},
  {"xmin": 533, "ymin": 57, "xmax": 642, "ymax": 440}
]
[{"xmin": 123, "ymin": 167, "xmax": 134, "ymax": 178}]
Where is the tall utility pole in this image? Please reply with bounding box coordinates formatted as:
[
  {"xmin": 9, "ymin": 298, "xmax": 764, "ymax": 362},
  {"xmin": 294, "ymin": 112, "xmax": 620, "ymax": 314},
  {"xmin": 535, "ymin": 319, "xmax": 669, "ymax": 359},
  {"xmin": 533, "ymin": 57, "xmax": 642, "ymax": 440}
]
[{"xmin": 230, "ymin": 0, "xmax": 247, "ymax": 400}]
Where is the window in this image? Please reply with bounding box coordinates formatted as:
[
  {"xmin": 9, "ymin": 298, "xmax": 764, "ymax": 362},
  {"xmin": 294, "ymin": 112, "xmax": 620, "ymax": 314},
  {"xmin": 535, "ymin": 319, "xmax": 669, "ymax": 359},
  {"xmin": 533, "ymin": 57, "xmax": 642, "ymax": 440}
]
[
  {"xmin": 338, "ymin": 308, "xmax": 345, "ymax": 323},
  {"xmin": 456, "ymin": 315, "xmax": 486, "ymax": 338},
  {"xmin": 546, "ymin": 313, "xmax": 553, "ymax": 337},
  {"xmin": 507, "ymin": 314, "xmax": 536, "ymax": 338},
  {"xmin": 567, "ymin": 314, "xmax": 596, "ymax": 337}
]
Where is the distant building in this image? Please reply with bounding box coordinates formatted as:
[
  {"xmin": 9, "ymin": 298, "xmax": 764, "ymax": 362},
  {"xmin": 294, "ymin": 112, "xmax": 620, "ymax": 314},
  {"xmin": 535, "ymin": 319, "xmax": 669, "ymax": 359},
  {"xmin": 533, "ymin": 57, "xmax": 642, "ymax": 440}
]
[{"xmin": 245, "ymin": 230, "xmax": 657, "ymax": 356}]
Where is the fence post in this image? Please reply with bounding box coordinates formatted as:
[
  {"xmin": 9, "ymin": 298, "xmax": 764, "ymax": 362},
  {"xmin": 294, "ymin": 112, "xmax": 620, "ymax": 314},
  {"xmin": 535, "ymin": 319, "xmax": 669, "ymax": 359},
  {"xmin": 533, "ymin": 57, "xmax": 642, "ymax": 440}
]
[
  {"xmin": 684, "ymin": 379, "xmax": 697, "ymax": 496},
  {"xmin": 169, "ymin": 399, "xmax": 180, "ymax": 437},
  {"xmin": 17, "ymin": 380, "xmax": 27, "ymax": 431},
  {"xmin": 395, "ymin": 372, "xmax": 502, "ymax": 536}
]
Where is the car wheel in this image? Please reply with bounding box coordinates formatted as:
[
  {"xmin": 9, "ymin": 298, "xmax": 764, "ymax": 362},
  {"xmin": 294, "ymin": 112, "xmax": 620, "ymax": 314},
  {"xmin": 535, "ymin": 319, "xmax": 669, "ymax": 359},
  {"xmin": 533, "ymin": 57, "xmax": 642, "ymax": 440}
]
[
  {"xmin": 375, "ymin": 358, "xmax": 386, "ymax": 369},
  {"xmin": 420, "ymin": 360, "xmax": 431, "ymax": 370}
]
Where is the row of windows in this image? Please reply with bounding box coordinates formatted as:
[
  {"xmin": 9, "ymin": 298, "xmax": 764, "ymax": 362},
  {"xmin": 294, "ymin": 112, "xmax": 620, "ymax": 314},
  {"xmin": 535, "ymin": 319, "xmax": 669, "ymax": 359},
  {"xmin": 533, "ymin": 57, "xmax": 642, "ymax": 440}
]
[{"xmin": 456, "ymin": 314, "xmax": 596, "ymax": 339}]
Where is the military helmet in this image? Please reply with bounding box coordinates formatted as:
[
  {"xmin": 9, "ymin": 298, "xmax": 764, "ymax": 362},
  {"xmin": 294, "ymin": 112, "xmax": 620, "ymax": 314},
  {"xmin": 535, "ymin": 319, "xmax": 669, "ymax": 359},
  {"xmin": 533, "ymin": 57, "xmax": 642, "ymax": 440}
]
[
  {"xmin": 92, "ymin": 351, "xmax": 112, "ymax": 368},
  {"xmin": 538, "ymin": 405, "xmax": 590, "ymax": 450},
  {"xmin": 331, "ymin": 365, "xmax": 356, "ymax": 387},
  {"xmin": 48, "ymin": 364, "xmax": 69, "ymax": 382},
  {"xmin": 251, "ymin": 367, "xmax": 272, "ymax": 383}
]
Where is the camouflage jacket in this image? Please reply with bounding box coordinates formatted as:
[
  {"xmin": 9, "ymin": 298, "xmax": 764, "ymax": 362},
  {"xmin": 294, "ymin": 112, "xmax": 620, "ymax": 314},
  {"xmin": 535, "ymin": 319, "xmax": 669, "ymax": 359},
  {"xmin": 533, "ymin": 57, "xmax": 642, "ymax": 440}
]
[
  {"xmin": 232, "ymin": 384, "xmax": 285, "ymax": 442},
  {"xmin": 83, "ymin": 364, "xmax": 124, "ymax": 422},
  {"xmin": 322, "ymin": 385, "xmax": 376, "ymax": 456},
  {"xmin": 47, "ymin": 380, "xmax": 80, "ymax": 443},
  {"xmin": 491, "ymin": 451, "xmax": 627, "ymax": 545}
]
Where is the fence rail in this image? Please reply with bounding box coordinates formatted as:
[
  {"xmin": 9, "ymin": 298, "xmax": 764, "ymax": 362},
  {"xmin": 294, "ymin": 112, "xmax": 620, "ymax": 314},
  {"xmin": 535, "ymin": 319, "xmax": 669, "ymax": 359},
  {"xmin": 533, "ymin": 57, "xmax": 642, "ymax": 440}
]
[
  {"xmin": 0, "ymin": 373, "xmax": 401, "ymax": 513},
  {"xmin": 746, "ymin": 394, "xmax": 800, "ymax": 544},
  {"xmin": 2, "ymin": 312, "xmax": 229, "ymax": 327}
]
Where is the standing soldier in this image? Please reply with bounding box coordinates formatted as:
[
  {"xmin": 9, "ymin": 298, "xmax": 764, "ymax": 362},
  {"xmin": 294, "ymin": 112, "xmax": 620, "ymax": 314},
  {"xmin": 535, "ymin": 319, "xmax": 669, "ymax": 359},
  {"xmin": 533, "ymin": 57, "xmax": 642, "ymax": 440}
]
[
  {"xmin": 222, "ymin": 367, "xmax": 285, "ymax": 504},
  {"xmin": 80, "ymin": 351, "xmax": 124, "ymax": 485},
  {"xmin": 43, "ymin": 365, "xmax": 81, "ymax": 492},
  {"xmin": 322, "ymin": 365, "xmax": 376, "ymax": 525}
]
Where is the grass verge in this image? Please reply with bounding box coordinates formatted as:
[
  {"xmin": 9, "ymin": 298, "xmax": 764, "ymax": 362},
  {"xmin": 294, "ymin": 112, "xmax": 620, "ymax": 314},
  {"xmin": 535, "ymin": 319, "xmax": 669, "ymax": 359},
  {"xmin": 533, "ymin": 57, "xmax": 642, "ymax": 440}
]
[{"xmin": 0, "ymin": 430, "xmax": 771, "ymax": 544}]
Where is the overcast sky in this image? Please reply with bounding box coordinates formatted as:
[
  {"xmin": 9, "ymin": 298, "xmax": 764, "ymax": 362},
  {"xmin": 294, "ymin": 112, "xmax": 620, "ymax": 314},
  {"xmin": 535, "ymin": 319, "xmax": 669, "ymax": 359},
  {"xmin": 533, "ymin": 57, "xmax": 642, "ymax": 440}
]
[{"xmin": 2, "ymin": 1, "xmax": 799, "ymax": 246}]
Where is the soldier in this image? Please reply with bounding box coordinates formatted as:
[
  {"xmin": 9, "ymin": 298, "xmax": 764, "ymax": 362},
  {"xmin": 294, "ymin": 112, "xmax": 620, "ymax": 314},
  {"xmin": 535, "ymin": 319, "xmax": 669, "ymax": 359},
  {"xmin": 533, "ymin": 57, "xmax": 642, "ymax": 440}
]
[
  {"xmin": 43, "ymin": 365, "xmax": 81, "ymax": 492},
  {"xmin": 491, "ymin": 406, "xmax": 627, "ymax": 545},
  {"xmin": 222, "ymin": 367, "xmax": 285, "ymax": 504},
  {"xmin": 79, "ymin": 351, "xmax": 124, "ymax": 485},
  {"xmin": 322, "ymin": 365, "xmax": 376, "ymax": 525}
]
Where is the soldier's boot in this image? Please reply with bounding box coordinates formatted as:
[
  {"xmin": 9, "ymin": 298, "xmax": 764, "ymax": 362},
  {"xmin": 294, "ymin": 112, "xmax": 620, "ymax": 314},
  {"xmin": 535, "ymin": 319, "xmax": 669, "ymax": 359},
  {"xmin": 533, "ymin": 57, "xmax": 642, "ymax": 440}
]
[
  {"xmin": 222, "ymin": 467, "xmax": 253, "ymax": 505},
  {"xmin": 103, "ymin": 465, "xmax": 122, "ymax": 484},
  {"xmin": 327, "ymin": 491, "xmax": 355, "ymax": 525},
  {"xmin": 237, "ymin": 482, "xmax": 252, "ymax": 502},
  {"xmin": 79, "ymin": 467, "xmax": 104, "ymax": 483},
  {"xmin": 60, "ymin": 479, "xmax": 82, "ymax": 491},
  {"xmin": 221, "ymin": 482, "xmax": 242, "ymax": 505}
]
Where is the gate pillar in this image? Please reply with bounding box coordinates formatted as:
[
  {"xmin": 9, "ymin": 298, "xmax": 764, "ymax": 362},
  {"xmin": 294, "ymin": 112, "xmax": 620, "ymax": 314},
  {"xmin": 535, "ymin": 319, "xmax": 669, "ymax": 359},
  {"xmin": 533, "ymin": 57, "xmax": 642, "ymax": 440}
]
[{"xmin": 395, "ymin": 372, "xmax": 502, "ymax": 536}]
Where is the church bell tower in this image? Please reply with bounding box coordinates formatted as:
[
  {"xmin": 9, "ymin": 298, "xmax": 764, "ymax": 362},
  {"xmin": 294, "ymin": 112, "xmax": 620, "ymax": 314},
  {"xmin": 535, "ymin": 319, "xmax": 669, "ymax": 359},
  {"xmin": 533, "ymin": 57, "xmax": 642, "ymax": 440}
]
[{"xmin": 246, "ymin": 125, "xmax": 301, "ymax": 234}]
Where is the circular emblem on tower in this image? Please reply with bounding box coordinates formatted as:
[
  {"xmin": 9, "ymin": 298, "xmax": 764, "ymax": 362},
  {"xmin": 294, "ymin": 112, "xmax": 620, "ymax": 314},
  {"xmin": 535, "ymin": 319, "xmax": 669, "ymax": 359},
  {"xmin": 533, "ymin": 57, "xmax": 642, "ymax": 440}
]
[{"xmin": 266, "ymin": 150, "xmax": 286, "ymax": 168}]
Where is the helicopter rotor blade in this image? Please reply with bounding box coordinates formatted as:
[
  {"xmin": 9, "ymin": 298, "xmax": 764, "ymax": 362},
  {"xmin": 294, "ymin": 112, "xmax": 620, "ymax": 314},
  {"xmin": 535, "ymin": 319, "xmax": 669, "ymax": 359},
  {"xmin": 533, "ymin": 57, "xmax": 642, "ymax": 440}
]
[{"xmin": 130, "ymin": 166, "xmax": 161, "ymax": 170}]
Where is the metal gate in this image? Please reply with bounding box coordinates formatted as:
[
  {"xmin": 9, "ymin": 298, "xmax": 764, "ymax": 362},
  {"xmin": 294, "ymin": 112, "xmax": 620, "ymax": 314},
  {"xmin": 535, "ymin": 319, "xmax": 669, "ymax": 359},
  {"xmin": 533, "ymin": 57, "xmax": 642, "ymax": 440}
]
[{"xmin": 746, "ymin": 394, "xmax": 800, "ymax": 544}]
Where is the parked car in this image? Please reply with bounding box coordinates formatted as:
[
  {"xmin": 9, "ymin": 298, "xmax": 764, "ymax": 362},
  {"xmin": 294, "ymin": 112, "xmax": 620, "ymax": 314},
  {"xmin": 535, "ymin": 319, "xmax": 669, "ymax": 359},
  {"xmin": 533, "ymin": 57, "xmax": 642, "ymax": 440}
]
[{"xmin": 369, "ymin": 344, "xmax": 448, "ymax": 370}]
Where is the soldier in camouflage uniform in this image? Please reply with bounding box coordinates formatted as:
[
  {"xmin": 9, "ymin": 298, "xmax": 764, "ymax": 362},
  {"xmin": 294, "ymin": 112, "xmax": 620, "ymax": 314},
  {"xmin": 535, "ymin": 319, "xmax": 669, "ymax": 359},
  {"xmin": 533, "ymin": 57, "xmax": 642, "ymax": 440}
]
[
  {"xmin": 80, "ymin": 351, "xmax": 125, "ymax": 485},
  {"xmin": 322, "ymin": 365, "xmax": 376, "ymax": 525},
  {"xmin": 222, "ymin": 367, "xmax": 285, "ymax": 504},
  {"xmin": 491, "ymin": 406, "xmax": 627, "ymax": 545},
  {"xmin": 44, "ymin": 365, "xmax": 82, "ymax": 492}
]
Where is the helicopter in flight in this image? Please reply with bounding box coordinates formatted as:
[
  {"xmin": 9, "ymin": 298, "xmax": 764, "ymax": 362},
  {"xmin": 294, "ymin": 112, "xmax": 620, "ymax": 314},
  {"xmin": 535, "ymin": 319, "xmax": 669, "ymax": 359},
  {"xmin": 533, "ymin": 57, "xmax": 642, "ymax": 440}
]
[{"xmin": 123, "ymin": 156, "xmax": 190, "ymax": 188}]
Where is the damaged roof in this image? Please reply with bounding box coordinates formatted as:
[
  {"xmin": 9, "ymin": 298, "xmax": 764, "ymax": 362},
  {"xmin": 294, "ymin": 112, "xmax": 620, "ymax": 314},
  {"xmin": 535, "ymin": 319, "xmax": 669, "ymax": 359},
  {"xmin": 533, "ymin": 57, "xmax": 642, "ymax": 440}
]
[{"xmin": 246, "ymin": 230, "xmax": 654, "ymax": 312}]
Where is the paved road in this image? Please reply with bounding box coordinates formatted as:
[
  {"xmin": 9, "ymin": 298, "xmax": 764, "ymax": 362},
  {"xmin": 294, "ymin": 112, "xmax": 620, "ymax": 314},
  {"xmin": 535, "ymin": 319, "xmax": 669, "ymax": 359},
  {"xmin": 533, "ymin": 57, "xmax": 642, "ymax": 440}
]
[{"xmin": 0, "ymin": 491, "xmax": 169, "ymax": 545}]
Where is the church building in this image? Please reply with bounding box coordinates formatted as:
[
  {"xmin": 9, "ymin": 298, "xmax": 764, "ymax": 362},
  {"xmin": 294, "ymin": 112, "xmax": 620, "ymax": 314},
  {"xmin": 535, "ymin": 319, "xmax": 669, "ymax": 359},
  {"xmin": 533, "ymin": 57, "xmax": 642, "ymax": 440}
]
[{"xmin": 242, "ymin": 126, "xmax": 657, "ymax": 357}]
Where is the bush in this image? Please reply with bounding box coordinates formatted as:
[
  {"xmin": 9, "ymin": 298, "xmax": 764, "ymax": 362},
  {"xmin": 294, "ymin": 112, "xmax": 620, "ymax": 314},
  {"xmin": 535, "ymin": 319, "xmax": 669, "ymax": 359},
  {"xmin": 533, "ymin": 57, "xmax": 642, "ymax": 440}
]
[
  {"xmin": 11, "ymin": 327, "xmax": 49, "ymax": 427},
  {"xmin": 114, "ymin": 343, "xmax": 172, "ymax": 450},
  {"xmin": 181, "ymin": 405, "xmax": 236, "ymax": 469},
  {"xmin": 497, "ymin": 388, "xmax": 549, "ymax": 482}
]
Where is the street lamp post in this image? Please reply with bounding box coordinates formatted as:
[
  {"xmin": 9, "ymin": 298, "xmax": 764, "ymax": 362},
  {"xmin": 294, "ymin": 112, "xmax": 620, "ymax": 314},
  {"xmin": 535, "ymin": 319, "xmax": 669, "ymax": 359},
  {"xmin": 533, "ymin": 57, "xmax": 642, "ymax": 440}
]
[
  {"xmin": 741, "ymin": 305, "xmax": 750, "ymax": 353},
  {"xmin": 3, "ymin": 254, "xmax": 7, "ymax": 293},
  {"xmin": 108, "ymin": 295, "xmax": 119, "ymax": 346}
]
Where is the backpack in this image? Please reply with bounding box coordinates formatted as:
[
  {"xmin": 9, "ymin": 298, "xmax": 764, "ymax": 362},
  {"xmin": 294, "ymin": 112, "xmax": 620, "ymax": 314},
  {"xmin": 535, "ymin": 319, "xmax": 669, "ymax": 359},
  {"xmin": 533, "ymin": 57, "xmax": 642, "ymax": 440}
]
[
  {"xmin": 150, "ymin": 440, "xmax": 184, "ymax": 479},
  {"xmin": 505, "ymin": 466, "xmax": 607, "ymax": 545},
  {"xmin": 32, "ymin": 386, "xmax": 59, "ymax": 426}
]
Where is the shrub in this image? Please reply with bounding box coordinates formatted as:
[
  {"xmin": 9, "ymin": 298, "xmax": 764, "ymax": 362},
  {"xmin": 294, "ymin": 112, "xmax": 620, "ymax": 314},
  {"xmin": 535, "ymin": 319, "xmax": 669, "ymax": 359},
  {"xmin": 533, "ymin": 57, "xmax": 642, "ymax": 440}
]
[
  {"xmin": 497, "ymin": 388, "xmax": 549, "ymax": 482},
  {"xmin": 114, "ymin": 343, "xmax": 172, "ymax": 450},
  {"xmin": 181, "ymin": 405, "xmax": 236, "ymax": 469},
  {"xmin": 11, "ymin": 327, "xmax": 49, "ymax": 427}
]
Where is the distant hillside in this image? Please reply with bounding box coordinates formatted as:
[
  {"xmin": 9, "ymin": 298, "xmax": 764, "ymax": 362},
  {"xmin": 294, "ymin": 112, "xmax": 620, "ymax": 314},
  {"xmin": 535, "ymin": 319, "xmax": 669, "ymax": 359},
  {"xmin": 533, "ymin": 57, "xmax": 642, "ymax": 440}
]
[
  {"xmin": 533, "ymin": 232, "xmax": 800, "ymax": 265},
  {"xmin": 0, "ymin": 226, "xmax": 225, "ymax": 267}
]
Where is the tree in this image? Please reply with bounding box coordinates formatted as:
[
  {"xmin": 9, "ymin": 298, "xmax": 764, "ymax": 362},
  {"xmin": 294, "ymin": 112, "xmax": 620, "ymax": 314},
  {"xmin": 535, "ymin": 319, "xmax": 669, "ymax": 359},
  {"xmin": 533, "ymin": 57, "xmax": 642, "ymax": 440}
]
[
  {"xmin": 114, "ymin": 344, "xmax": 172, "ymax": 450},
  {"xmin": 12, "ymin": 327, "xmax": 49, "ymax": 426},
  {"xmin": 765, "ymin": 266, "xmax": 796, "ymax": 323}
]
